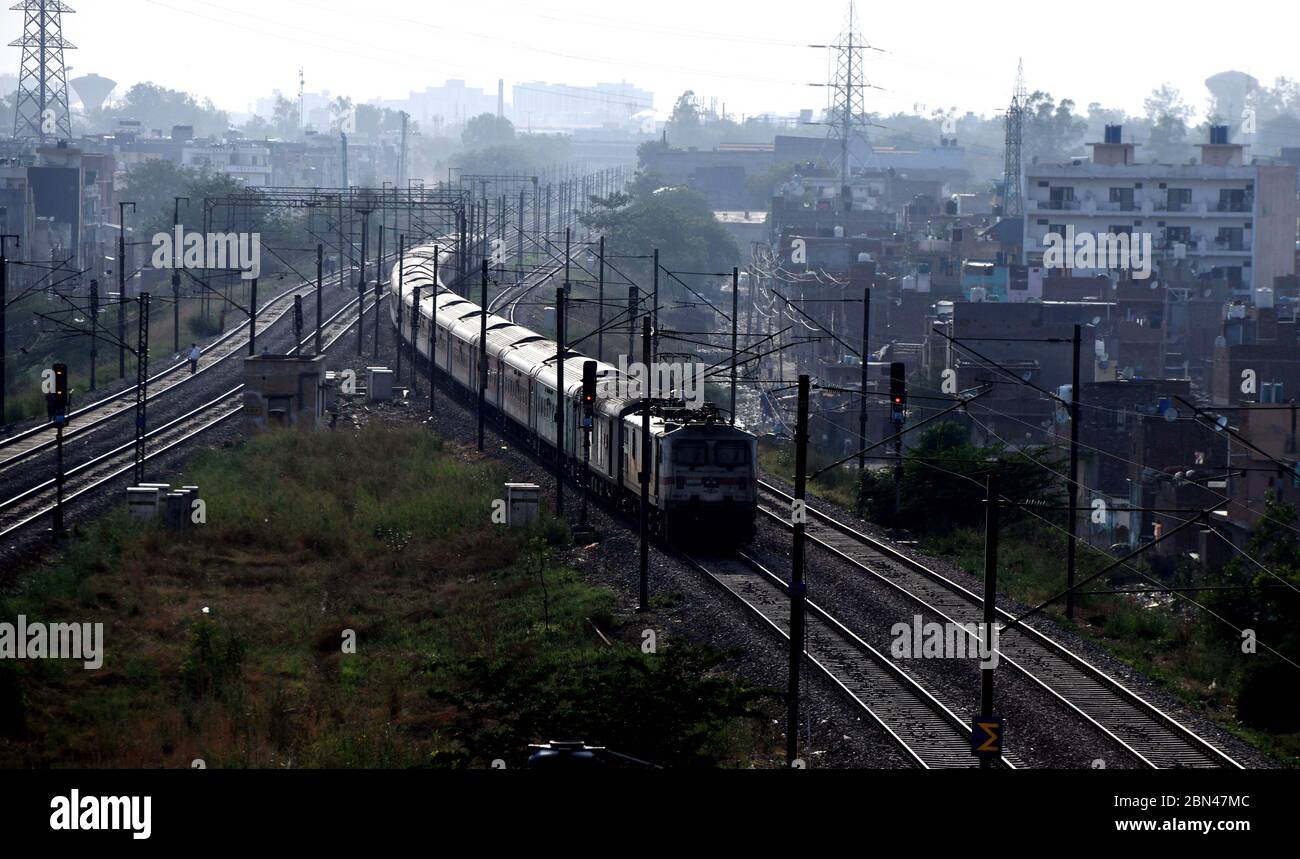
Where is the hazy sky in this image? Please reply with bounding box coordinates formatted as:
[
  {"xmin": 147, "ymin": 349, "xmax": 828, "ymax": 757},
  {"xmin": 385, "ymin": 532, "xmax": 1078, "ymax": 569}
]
[{"xmin": 15, "ymin": 0, "xmax": 1294, "ymax": 122}]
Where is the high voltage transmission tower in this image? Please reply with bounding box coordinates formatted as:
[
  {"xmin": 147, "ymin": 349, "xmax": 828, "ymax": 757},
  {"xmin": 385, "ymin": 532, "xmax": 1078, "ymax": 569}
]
[
  {"xmin": 10, "ymin": 0, "xmax": 76, "ymax": 142},
  {"xmin": 1002, "ymin": 59, "xmax": 1026, "ymax": 218},
  {"xmin": 809, "ymin": 3, "xmax": 881, "ymax": 210}
]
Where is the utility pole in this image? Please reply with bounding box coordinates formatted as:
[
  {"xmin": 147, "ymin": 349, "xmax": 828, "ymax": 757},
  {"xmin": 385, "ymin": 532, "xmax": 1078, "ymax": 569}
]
[
  {"xmin": 88, "ymin": 278, "xmax": 98, "ymax": 391},
  {"xmin": 730, "ymin": 266, "xmax": 739, "ymax": 425},
  {"xmin": 980, "ymin": 474, "xmax": 1000, "ymax": 769},
  {"xmin": 478, "ymin": 259, "xmax": 488, "ymax": 452},
  {"xmin": 627, "ymin": 285, "xmax": 639, "ymax": 362},
  {"xmin": 638, "ymin": 316, "xmax": 652, "ymax": 613},
  {"xmin": 788, "ymin": 374, "xmax": 810, "ymax": 768},
  {"xmin": 397, "ymin": 111, "xmax": 408, "ymax": 188},
  {"xmin": 117, "ymin": 202, "xmax": 135, "ymax": 379},
  {"xmin": 1066, "ymin": 323, "xmax": 1081, "ymax": 620},
  {"xmin": 374, "ymin": 225, "xmax": 383, "ymax": 360},
  {"xmin": 0, "ymin": 235, "xmax": 17, "ymax": 425},
  {"xmin": 133, "ymin": 293, "xmax": 151, "ymax": 484},
  {"xmin": 516, "ymin": 188, "xmax": 525, "ymax": 282},
  {"xmin": 172, "ymin": 196, "xmax": 189, "ymax": 353},
  {"xmin": 314, "ymin": 244, "xmax": 323, "ymax": 355},
  {"xmin": 651, "ymin": 248, "xmax": 659, "ymax": 364},
  {"xmin": 555, "ymin": 284, "xmax": 566, "ymax": 517},
  {"xmin": 859, "ymin": 285, "xmax": 871, "ymax": 471},
  {"xmin": 430, "ymin": 249, "xmax": 438, "ymax": 414},
  {"xmin": 597, "ymin": 236, "xmax": 605, "ymax": 363},
  {"xmin": 357, "ymin": 212, "xmax": 369, "ymax": 356},
  {"xmin": 396, "ymin": 235, "xmax": 405, "ymax": 379},
  {"xmin": 410, "ymin": 284, "xmax": 421, "ymax": 396}
]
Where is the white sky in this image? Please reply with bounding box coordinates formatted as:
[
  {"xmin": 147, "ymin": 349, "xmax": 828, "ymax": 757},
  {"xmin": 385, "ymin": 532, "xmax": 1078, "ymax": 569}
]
[{"xmin": 15, "ymin": 0, "xmax": 1295, "ymax": 122}]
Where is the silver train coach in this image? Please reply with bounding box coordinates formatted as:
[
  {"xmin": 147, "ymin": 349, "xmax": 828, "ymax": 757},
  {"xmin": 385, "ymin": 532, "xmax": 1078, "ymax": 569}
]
[{"xmin": 384, "ymin": 244, "xmax": 758, "ymax": 544}]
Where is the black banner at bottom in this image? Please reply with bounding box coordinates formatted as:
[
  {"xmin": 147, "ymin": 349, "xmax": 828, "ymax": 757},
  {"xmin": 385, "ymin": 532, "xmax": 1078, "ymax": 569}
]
[{"xmin": 0, "ymin": 768, "xmax": 1287, "ymax": 846}]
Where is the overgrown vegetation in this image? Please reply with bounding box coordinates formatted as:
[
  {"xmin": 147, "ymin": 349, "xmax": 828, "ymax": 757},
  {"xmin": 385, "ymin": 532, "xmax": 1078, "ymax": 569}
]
[{"xmin": 0, "ymin": 426, "xmax": 771, "ymax": 768}]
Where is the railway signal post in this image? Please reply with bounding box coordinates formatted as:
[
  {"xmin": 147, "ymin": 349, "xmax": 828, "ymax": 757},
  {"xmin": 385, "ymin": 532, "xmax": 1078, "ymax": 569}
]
[
  {"xmin": 248, "ymin": 279, "xmax": 258, "ymax": 356},
  {"xmin": 890, "ymin": 361, "xmax": 907, "ymax": 512},
  {"xmin": 977, "ymin": 474, "xmax": 1001, "ymax": 768},
  {"xmin": 789, "ymin": 374, "xmax": 810, "ymax": 768}
]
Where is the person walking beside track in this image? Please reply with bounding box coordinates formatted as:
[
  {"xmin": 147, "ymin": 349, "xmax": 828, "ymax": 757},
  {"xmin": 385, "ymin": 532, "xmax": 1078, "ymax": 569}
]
[{"xmin": 188, "ymin": 343, "xmax": 201, "ymax": 374}]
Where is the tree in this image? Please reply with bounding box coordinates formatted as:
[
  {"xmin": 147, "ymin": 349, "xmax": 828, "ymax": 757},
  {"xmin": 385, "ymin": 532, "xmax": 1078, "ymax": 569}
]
[
  {"xmin": 461, "ymin": 113, "xmax": 515, "ymax": 148},
  {"xmin": 1022, "ymin": 92, "xmax": 1088, "ymax": 163},
  {"xmin": 1206, "ymin": 497, "xmax": 1300, "ymax": 731},
  {"xmin": 1143, "ymin": 84, "xmax": 1194, "ymax": 163},
  {"xmin": 94, "ymin": 82, "xmax": 229, "ymax": 138},
  {"xmin": 670, "ymin": 91, "xmax": 700, "ymax": 129},
  {"xmin": 240, "ymin": 114, "xmax": 273, "ymax": 138},
  {"xmin": 856, "ymin": 423, "xmax": 1063, "ymax": 532},
  {"xmin": 580, "ymin": 173, "xmax": 739, "ymax": 278},
  {"xmin": 272, "ymin": 95, "xmax": 300, "ymax": 139}
]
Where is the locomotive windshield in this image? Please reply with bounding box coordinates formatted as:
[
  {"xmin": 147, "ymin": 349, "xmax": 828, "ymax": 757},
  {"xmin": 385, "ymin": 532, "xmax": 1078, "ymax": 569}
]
[
  {"xmin": 673, "ymin": 441, "xmax": 709, "ymax": 466},
  {"xmin": 714, "ymin": 442, "xmax": 750, "ymax": 467}
]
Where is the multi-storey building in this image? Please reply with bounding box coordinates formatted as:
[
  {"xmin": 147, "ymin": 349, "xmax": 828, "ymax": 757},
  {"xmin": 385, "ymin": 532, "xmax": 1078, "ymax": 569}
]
[{"xmin": 1023, "ymin": 125, "xmax": 1298, "ymax": 293}]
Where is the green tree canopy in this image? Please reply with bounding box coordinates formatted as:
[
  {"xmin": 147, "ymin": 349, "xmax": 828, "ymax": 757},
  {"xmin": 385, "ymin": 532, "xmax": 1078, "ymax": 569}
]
[{"xmin": 580, "ymin": 172, "xmax": 739, "ymax": 278}]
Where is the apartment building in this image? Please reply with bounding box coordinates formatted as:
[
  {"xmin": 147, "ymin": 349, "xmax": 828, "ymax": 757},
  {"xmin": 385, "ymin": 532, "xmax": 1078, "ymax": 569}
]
[{"xmin": 1023, "ymin": 125, "xmax": 1298, "ymax": 293}]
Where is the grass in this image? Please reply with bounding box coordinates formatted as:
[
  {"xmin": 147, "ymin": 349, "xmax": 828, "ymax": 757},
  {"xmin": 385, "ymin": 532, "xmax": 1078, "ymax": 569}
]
[
  {"xmin": 0, "ymin": 425, "xmax": 773, "ymax": 768},
  {"xmin": 758, "ymin": 437, "xmax": 861, "ymax": 511}
]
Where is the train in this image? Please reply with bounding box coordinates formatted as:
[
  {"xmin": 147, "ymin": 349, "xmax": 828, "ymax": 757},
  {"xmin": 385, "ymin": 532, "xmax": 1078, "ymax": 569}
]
[{"xmin": 385, "ymin": 244, "xmax": 758, "ymax": 545}]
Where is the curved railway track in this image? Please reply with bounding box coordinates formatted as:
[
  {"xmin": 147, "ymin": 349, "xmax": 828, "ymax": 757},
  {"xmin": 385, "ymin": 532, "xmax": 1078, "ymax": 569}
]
[
  {"xmin": 0, "ymin": 268, "xmax": 356, "ymax": 472},
  {"xmin": 0, "ymin": 291, "xmax": 372, "ymax": 542},
  {"xmin": 755, "ymin": 480, "xmax": 1243, "ymax": 769},
  {"xmin": 684, "ymin": 551, "xmax": 1018, "ymax": 768}
]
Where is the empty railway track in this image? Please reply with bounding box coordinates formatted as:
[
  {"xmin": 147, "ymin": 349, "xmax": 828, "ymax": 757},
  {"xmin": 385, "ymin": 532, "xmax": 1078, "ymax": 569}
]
[
  {"xmin": 0, "ymin": 268, "xmax": 356, "ymax": 472},
  {"xmin": 684, "ymin": 551, "xmax": 1018, "ymax": 768},
  {"xmin": 756, "ymin": 480, "xmax": 1243, "ymax": 769}
]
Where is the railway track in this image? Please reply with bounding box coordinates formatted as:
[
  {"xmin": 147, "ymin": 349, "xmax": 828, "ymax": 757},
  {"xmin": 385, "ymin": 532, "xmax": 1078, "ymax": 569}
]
[
  {"xmin": 756, "ymin": 480, "xmax": 1243, "ymax": 769},
  {"xmin": 0, "ymin": 291, "xmax": 371, "ymax": 543},
  {"xmin": 0, "ymin": 268, "xmax": 356, "ymax": 472},
  {"xmin": 684, "ymin": 551, "xmax": 1018, "ymax": 768}
]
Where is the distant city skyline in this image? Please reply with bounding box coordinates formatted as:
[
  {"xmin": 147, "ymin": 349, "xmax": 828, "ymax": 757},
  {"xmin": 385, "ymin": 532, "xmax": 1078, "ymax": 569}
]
[{"xmin": 6, "ymin": 0, "xmax": 1294, "ymax": 125}]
